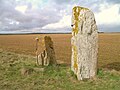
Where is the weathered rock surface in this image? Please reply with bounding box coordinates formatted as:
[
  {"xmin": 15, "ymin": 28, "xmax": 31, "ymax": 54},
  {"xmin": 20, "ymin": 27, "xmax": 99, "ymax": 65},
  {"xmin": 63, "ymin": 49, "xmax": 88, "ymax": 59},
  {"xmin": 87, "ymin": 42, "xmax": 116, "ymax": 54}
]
[
  {"xmin": 38, "ymin": 36, "xmax": 57, "ymax": 66},
  {"xmin": 71, "ymin": 6, "xmax": 98, "ymax": 80},
  {"xmin": 20, "ymin": 68, "xmax": 34, "ymax": 75}
]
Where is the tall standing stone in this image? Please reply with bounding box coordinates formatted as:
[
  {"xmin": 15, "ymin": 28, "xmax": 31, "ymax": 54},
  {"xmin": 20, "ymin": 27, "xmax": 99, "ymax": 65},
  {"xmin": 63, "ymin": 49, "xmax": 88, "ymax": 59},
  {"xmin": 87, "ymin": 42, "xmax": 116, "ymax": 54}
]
[
  {"xmin": 71, "ymin": 6, "xmax": 98, "ymax": 80},
  {"xmin": 38, "ymin": 36, "xmax": 57, "ymax": 66}
]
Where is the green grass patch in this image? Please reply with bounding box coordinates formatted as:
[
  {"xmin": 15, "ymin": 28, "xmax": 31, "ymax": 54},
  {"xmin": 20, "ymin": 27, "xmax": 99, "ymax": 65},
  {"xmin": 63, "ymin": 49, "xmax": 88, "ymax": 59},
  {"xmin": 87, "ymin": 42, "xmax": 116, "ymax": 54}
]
[{"xmin": 0, "ymin": 50, "xmax": 120, "ymax": 90}]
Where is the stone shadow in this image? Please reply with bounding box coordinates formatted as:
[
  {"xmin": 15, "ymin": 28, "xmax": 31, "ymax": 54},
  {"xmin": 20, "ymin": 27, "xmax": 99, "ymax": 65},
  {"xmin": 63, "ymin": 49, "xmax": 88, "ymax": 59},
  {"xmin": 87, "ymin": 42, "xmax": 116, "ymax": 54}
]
[{"xmin": 102, "ymin": 62, "xmax": 120, "ymax": 71}]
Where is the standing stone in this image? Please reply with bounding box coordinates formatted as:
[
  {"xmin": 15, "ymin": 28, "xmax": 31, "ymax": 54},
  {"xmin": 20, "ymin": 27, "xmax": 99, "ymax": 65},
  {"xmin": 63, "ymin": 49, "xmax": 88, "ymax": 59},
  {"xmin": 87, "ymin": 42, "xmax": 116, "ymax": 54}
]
[
  {"xmin": 71, "ymin": 6, "xmax": 98, "ymax": 80},
  {"xmin": 38, "ymin": 36, "xmax": 57, "ymax": 66}
]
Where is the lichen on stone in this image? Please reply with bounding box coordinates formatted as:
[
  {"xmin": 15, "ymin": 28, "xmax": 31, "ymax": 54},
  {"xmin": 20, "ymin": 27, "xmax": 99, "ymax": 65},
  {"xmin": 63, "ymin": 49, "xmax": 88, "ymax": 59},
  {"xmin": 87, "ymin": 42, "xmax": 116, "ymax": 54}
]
[
  {"xmin": 72, "ymin": 45, "xmax": 78, "ymax": 72},
  {"xmin": 72, "ymin": 6, "xmax": 89, "ymax": 36}
]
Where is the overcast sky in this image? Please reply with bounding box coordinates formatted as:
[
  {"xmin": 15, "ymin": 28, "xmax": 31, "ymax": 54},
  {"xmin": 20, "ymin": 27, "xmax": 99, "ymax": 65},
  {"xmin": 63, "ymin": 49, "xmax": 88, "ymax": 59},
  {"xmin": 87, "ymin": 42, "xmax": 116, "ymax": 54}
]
[{"xmin": 0, "ymin": 0, "xmax": 120, "ymax": 33}]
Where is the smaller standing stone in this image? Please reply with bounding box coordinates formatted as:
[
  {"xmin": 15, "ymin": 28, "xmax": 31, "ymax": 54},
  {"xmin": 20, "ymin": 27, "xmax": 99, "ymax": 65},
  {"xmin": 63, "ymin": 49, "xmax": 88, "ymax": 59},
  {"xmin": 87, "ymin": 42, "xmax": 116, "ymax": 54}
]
[{"xmin": 38, "ymin": 36, "xmax": 57, "ymax": 66}]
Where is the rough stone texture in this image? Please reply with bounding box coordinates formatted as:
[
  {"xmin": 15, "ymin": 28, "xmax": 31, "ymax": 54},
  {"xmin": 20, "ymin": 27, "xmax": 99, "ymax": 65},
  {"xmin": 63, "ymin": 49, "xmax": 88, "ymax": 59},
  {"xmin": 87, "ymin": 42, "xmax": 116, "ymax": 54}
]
[
  {"xmin": 71, "ymin": 6, "xmax": 98, "ymax": 80},
  {"xmin": 38, "ymin": 36, "xmax": 57, "ymax": 66},
  {"xmin": 20, "ymin": 68, "xmax": 34, "ymax": 76}
]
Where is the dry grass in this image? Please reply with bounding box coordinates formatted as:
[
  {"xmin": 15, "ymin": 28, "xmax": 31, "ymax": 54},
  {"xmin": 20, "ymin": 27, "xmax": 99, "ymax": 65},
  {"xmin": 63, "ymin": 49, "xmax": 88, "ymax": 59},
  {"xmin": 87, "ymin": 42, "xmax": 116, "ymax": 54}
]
[{"xmin": 0, "ymin": 33, "xmax": 120, "ymax": 69}]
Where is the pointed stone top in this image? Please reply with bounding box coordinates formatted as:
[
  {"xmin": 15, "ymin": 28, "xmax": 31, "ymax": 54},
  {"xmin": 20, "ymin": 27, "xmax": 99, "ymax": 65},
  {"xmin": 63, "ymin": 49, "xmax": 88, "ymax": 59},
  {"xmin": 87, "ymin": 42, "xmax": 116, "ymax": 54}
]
[
  {"xmin": 73, "ymin": 6, "xmax": 89, "ymax": 11},
  {"xmin": 71, "ymin": 6, "xmax": 96, "ymax": 36}
]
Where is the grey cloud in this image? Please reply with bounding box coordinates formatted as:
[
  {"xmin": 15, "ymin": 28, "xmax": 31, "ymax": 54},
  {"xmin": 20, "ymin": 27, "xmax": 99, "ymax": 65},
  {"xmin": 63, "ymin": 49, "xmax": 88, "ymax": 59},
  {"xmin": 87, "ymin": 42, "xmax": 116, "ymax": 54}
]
[
  {"xmin": 0, "ymin": 0, "xmax": 120, "ymax": 33},
  {"xmin": 0, "ymin": 0, "xmax": 63, "ymax": 33},
  {"xmin": 119, "ymin": 7, "xmax": 120, "ymax": 14},
  {"xmin": 53, "ymin": 0, "xmax": 71, "ymax": 4},
  {"xmin": 0, "ymin": 0, "xmax": 24, "ymax": 20},
  {"xmin": 98, "ymin": 24, "xmax": 120, "ymax": 32},
  {"xmin": 106, "ymin": 0, "xmax": 120, "ymax": 4}
]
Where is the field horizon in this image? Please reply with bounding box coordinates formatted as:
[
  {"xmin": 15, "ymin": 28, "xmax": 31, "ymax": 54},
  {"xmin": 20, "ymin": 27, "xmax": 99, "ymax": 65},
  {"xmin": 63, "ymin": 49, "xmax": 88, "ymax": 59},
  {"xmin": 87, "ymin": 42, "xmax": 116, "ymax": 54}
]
[
  {"xmin": 0, "ymin": 33, "xmax": 120, "ymax": 70},
  {"xmin": 0, "ymin": 32, "xmax": 120, "ymax": 35}
]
